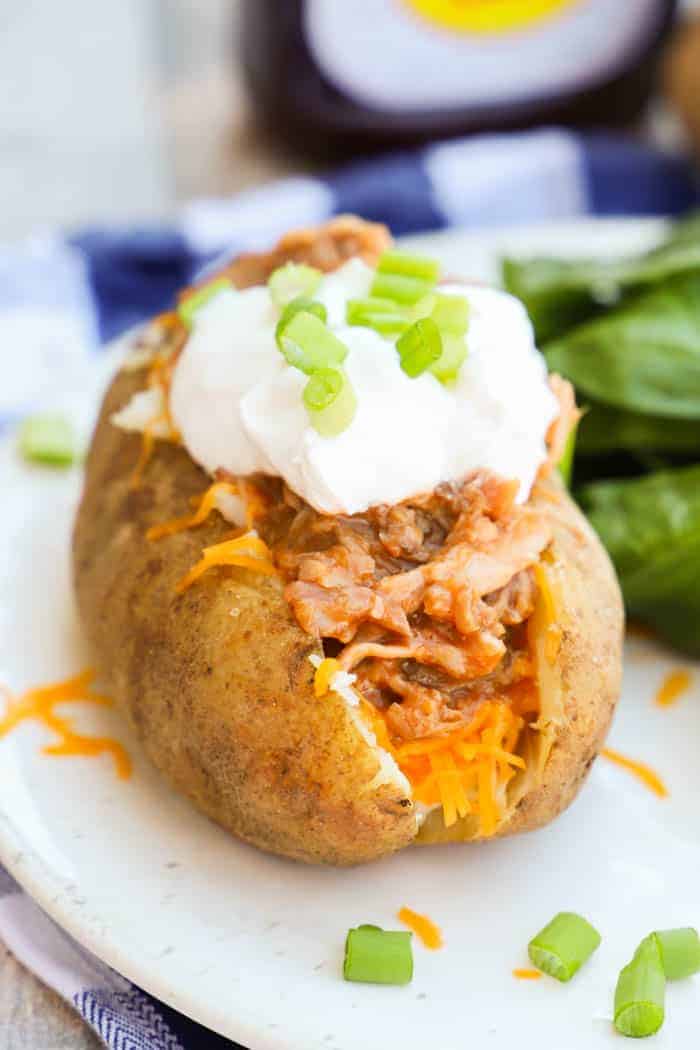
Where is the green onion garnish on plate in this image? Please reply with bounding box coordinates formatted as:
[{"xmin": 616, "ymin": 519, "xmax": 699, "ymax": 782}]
[
  {"xmin": 18, "ymin": 413, "xmax": 78, "ymax": 467},
  {"xmin": 376, "ymin": 250, "xmax": 440, "ymax": 283},
  {"xmin": 277, "ymin": 311, "xmax": 348, "ymax": 374},
  {"xmin": 397, "ymin": 318, "xmax": 442, "ymax": 378},
  {"xmin": 276, "ymin": 295, "xmax": 327, "ymax": 339},
  {"xmin": 343, "ymin": 924, "xmax": 413, "ymax": 985},
  {"xmin": 527, "ymin": 912, "xmax": 601, "ymax": 982},
  {"xmin": 614, "ymin": 934, "xmax": 666, "ymax": 1038},
  {"xmin": 303, "ymin": 367, "xmax": 357, "ymax": 437},
  {"xmin": 177, "ymin": 277, "xmax": 230, "ymax": 329},
  {"xmin": 430, "ymin": 293, "xmax": 469, "ymax": 335},
  {"xmin": 654, "ymin": 927, "xmax": 700, "ymax": 980},
  {"xmin": 268, "ymin": 262, "xmax": 322, "ymax": 307},
  {"xmin": 371, "ymin": 250, "xmax": 440, "ymax": 306},
  {"xmin": 429, "ymin": 333, "xmax": 467, "ymax": 384}
]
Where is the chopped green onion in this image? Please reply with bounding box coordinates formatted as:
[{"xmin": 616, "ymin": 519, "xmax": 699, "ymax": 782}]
[
  {"xmin": 558, "ymin": 419, "xmax": 579, "ymax": 489},
  {"xmin": 276, "ymin": 296, "xmax": 327, "ymax": 345},
  {"xmin": 343, "ymin": 924, "xmax": 413, "ymax": 985},
  {"xmin": 528, "ymin": 912, "xmax": 601, "ymax": 982},
  {"xmin": 346, "ymin": 297, "xmax": 410, "ymax": 336},
  {"xmin": 371, "ymin": 272, "xmax": 434, "ymax": 306},
  {"xmin": 268, "ymin": 262, "xmax": 322, "ymax": 307},
  {"xmin": 654, "ymin": 928, "xmax": 700, "ymax": 980},
  {"xmin": 430, "ymin": 293, "xmax": 469, "ymax": 335},
  {"xmin": 614, "ymin": 934, "xmax": 666, "ymax": 1038},
  {"xmin": 430, "ymin": 333, "xmax": 467, "ymax": 384},
  {"xmin": 397, "ymin": 318, "xmax": 442, "ymax": 378},
  {"xmin": 408, "ymin": 292, "xmax": 438, "ymax": 321},
  {"xmin": 177, "ymin": 278, "xmax": 230, "ymax": 328},
  {"xmin": 303, "ymin": 368, "xmax": 357, "ymax": 437},
  {"xmin": 18, "ymin": 414, "xmax": 78, "ymax": 467},
  {"xmin": 377, "ymin": 250, "xmax": 440, "ymax": 283},
  {"xmin": 277, "ymin": 311, "xmax": 348, "ymax": 374}
]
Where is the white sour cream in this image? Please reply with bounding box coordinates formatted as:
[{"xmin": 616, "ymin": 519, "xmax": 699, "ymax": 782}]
[{"xmin": 141, "ymin": 259, "xmax": 558, "ymax": 514}]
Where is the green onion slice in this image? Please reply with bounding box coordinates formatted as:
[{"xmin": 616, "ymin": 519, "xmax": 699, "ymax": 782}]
[
  {"xmin": 558, "ymin": 419, "xmax": 579, "ymax": 489},
  {"xmin": 268, "ymin": 262, "xmax": 322, "ymax": 307},
  {"xmin": 346, "ymin": 297, "xmax": 410, "ymax": 336},
  {"xmin": 371, "ymin": 272, "xmax": 434, "ymax": 306},
  {"xmin": 528, "ymin": 912, "xmax": 601, "ymax": 983},
  {"xmin": 277, "ymin": 311, "xmax": 348, "ymax": 374},
  {"xmin": 276, "ymin": 296, "xmax": 327, "ymax": 344},
  {"xmin": 430, "ymin": 293, "xmax": 469, "ymax": 335},
  {"xmin": 377, "ymin": 250, "xmax": 440, "ymax": 283},
  {"xmin": 177, "ymin": 277, "xmax": 230, "ymax": 328},
  {"xmin": 614, "ymin": 934, "xmax": 666, "ymax": 1038},
  {"xmin": 430, "ymin": 333, "xmax": 467, "ymax": 384},
  {"xmin": 303, "ymin": 368, "xmax": 357, "ymax": 437},
  {"xmin": 343, "ymin": 924, "xmax": 413, "ymax": 985},
  {"xmin": 397, "ymin": 317, "xmax": 442, "ymax": 378},
  {"xmin": 18, "ymin": 413, "xmax": 78, "ymax": 467},
  {"xmin": 655, "ymin": 928, "xmax": 700, "ymax": 980}
]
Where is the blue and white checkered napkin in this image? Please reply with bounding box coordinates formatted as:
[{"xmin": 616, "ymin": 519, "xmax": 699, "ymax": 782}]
[{"xmin": 0, "ymin": 129, "xmax": 697, "ymax": 1049}]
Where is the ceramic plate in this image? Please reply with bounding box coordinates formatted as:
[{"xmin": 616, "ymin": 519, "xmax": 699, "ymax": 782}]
[{"xmin": 2, "ymin": 219, "xmax": 698, "ymax": 1050}]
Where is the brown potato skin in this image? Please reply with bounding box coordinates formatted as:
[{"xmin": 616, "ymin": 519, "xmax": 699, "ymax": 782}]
[{"xmin": 73, "ymin": 367, "xmax": 417, "ymax": 865}]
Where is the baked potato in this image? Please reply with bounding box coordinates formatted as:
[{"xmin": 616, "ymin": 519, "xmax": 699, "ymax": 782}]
[{"xmin": 73, "ymin": 218, "xmax": 623, "ymax": 866}]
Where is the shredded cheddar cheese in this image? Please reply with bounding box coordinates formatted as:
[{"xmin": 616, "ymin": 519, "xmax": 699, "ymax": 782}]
[
  {"xmin": 601, "ymin": 747, "xmax": 668, "ymax": 798},
  {"xmin": 513, "ymin": 968, "xmax": 543, "ymax": 980},
  {"xmin": 655, "ymin": 669, "xmax": 692, "ymax": 708},
  {"xmin": 0, "ymin": 670, "xmax": 131, "ymax": 779},
  {"xmin": 397, "ymin": 907, "xmax": 443, "ymax": 950},
  {"xmin": 363, "ymin": 699, "xmax": 526, "ymax": 836},
  {"xmin": 176, "ymin": 532, "xmax": 277, "ymax": 593},
  {"xmin": 147, "ymin": 481, "xmax": 240, "ymax": 541},
  {"xmin": 314, "ymin": 658, "xmax": 341, "ymax": 698}
]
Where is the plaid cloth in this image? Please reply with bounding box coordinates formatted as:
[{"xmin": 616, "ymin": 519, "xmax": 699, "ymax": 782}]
[{"xmin": 0, "ymin": 128, "xmax": 697, "ymax": 1049}]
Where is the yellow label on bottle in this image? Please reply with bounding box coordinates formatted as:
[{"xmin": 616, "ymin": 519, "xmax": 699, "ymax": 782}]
[{"xmin": 403, "ymin": 0, "xmax": 579, "ymax": 34}]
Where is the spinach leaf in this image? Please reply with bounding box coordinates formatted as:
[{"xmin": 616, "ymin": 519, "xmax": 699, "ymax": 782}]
[
  {"xmin": 579, "ymin": 465, "xmax": 700, "ymax": 656},
  {"xmin": 502, "ymin": 211, "xmax": 700, "ymax": 342},
  {"xmin": 578, "ymin": 402, "xmax": 700, "ymax": 455},
  {"xmin": 544, "ymin": 272, "xmax": 700, "ymax": 419}
]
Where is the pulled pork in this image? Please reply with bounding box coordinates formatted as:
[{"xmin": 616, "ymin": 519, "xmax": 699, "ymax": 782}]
[{"xmin": 257, "ymin": 471, "xmax": 551, "ymax": 743}]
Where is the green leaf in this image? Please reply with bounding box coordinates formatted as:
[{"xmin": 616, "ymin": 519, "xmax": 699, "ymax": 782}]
[
  {"xmin": 578, "ymin": 402, "xmax": 700, "ymax": 455},
  {"xmin": 544, "ymin": 272, "xmax": 700, "ymax": 419},
  {"xmin": 502, "ymin": 210, "xmax": 700, "ymax": 343},
  {"xmin": 579, "ymin": 465, "xmax": 700, "ymax": 656}
]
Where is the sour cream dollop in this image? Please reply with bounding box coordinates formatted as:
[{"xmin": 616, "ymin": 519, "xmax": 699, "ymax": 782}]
[{"xmin": 162, "ymin": 259, "xmax": 558, "ymax": 515}]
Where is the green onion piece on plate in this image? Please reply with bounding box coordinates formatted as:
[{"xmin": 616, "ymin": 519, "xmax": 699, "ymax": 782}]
[
  {"xmin": 430, "ymin": 333, "xmax": 467, "ymax": 384},
  {"xmin": 614, "ymin": 934, "xmax": 666, "ymax": 1038},
  {"xmin": 268, "ymin": 262, "xmax": 322, "ymax": 307},
  {"xmin": 18, "ymin": 413, "xmax": 78, "ymax": 467},
  {"xmin": 397, "ymin": 317, "xmax": 442, "ymax": 378},
  {"xmin": 430, "ymin": 293, "xmax": 469, "ymax": 335},
  {"xmin": 277, "ymin": 311, "xmax": 348, "ymax": 374},
  {"xmin": 371, "ymin": 272, "xmax": 434, "ymax": 306},
  {"xmin": 528, "ymin": 912, "xmax": 601, "ymax": 982},
  {"xmin": 177, "ymin": 277, "xmax": 230, "ymax": 329},
  {"xmin": 346, "ymin": 297, "xmax": 410, "ymax": 335},
  {"xmin": 377, "ymin": 250, "xmax": 440, "ymax": 283},
  {"xmin": 343, "ymin": 924, "xmax": 413, "ymax": 985},
  {"xmin": 303, "ymin": 367, "xmax": 357, "ymax": 437},
  {"xmin": 654, "ymin": 928, "xmax": 700, "ymax": 980}
]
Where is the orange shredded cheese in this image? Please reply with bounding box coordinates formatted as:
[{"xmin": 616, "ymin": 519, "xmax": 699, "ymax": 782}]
[
  {"xmin": 363, "ymin": 700, "xmax": 526, "ymax": 835},
  {"xmin": 314, "ymin": 658, "xmax": 341, "ymax": 698},
  {"xmin": 0, "ymin": 670, "xmax": 131, "ymax": 779},
  {"xmin": 600, "ymin": 747, "xmax": 668, "ymax": 798},
  {"xmin": 147, "ymin": 482, "xmax": 240, "ymax": 541},
  {"xmin": 176, "ymin": 532, "xmax": 277, "ymax": 593},
  {"xmin": 513, "ymin": 968, "xmax": 543, "ymax": 981},
  {"xmin": 397, "ymin": 907, "xmax": 443, "ymax": 950},
  {"xmin": 655, "ymin": 669, "xmax": 692, "ymax": 708}
]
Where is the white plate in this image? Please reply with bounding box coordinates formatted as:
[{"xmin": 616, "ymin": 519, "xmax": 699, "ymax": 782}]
[{"xmin": 2, "ymin": 218, "xmax": 699, "ymax": 1050}]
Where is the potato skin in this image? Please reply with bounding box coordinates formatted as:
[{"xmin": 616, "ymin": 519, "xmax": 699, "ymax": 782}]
[
  {"xmin": 73, "ymin": 367, "xmax": 417, "ymax": 865},
  {"xmin": 74, "ymin": 372, "xmax": 623, "ymax": 864}
]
